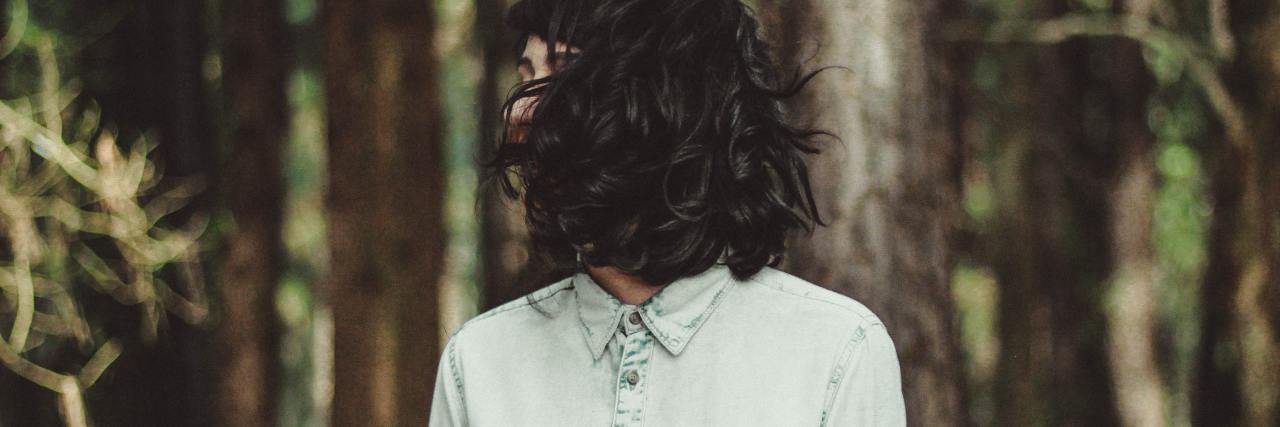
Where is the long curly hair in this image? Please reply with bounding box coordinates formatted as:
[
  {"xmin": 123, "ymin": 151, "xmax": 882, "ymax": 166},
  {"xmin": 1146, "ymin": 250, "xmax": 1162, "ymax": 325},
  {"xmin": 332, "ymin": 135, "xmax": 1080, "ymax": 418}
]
[{"xmin": 482, "ymin": 0, "xmax": 837, "ymax": 286}]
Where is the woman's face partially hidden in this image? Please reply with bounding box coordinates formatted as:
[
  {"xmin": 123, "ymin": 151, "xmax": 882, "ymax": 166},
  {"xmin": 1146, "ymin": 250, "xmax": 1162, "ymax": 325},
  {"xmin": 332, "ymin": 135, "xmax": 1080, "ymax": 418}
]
[{"xmin": 509, "ymin": 34, "xmax": 578, "ymax": 144}]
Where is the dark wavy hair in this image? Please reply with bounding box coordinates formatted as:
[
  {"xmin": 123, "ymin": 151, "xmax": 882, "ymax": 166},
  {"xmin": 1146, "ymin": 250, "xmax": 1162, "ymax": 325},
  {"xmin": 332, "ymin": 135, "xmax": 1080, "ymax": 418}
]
[{"xmin": 481, "ymin": 0, "xmax": 837, "ymax": 287}]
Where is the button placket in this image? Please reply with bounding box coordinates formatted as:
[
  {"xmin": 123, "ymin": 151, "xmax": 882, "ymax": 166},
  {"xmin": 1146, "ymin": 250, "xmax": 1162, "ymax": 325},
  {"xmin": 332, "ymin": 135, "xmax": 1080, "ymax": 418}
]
[{"xmin": 612, "ymin": 321, "xmax": 654, "ymax": 426}]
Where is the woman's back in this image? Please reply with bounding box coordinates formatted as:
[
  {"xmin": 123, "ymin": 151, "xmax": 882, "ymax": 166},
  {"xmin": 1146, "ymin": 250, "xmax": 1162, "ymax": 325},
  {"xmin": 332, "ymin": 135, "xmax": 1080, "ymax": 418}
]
[{"xmin": 430, "ymin": 264, "xmax": 903, "ymax": 426}]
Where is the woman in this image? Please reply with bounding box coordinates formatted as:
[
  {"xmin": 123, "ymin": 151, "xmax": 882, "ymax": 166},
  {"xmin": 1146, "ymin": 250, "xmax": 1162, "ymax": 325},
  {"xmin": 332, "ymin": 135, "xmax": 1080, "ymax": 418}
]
[{"xmin": 430, "ymin": 0, "xmax": 905, "ymax": 425}]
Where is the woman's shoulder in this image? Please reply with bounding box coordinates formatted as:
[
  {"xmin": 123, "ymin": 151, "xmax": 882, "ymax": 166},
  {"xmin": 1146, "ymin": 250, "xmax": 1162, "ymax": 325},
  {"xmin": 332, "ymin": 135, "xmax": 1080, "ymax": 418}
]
[
  {"xmin": 735, "ymin": 266, "xmax": 887, "ymax": 330},
  {"xmin": 442, "ymin": 276, "xmax": 576, "ymax": 346}
]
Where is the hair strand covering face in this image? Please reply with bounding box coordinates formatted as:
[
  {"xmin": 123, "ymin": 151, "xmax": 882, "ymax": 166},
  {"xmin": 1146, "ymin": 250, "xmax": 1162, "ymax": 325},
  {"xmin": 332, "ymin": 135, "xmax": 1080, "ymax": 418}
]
[{"xmin": 481, "ymin": 0, "xmax": 840, "ymax": 287}]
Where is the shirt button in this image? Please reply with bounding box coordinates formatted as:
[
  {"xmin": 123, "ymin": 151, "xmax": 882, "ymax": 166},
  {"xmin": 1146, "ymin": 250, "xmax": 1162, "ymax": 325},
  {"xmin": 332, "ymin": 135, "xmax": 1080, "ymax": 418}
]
[
  {"xmin": 625, "ymin": 370, "xmax": 640, "ymax": 386},
  {"xmin": 628, "ymin": 312, "xmax": 641, "ymax": 325}
]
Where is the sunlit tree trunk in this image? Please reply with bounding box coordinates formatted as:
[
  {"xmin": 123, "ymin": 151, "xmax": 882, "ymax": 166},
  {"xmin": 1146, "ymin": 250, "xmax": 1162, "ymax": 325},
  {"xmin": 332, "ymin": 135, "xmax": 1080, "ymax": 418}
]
[
  {"xmin": 1195, "ymin": 1, "xmax": 1280, "ymax": 425},
  {"xmin": 1101, "ymin": 26, "xmax": 1165, "ymax": 427},
  {"xmin": 1228, "ymin": 2, "xmax": 1280, "ymax": 424},
  {"xmin": 759, "ymin": 1, "xmax": 969, "ymax": 425},
  {"xmin": 323, "ymin": 0, "xmax": 447, "ymax": 425},
  {"xmin": 216, "ymin": 0, "xmax": 287, "ymax": 425}
]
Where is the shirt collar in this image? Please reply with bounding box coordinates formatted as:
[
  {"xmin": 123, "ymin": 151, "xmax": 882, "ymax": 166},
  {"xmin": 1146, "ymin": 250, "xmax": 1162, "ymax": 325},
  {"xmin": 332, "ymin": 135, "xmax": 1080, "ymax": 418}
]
[{"xmin": 572, "ymin": 252, "xmax": 736, "ymax": 361}]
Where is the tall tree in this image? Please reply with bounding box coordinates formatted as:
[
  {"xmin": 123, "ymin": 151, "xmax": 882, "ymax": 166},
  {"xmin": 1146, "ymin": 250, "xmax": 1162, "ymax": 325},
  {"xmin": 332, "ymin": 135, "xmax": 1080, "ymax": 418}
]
[
  {"xmin": 758, "ymin": 1, "xmax": 970, "ymax": 425},
  {"xmin": 1196, "ymin": 0, "xmax": 1280, "ymax": 425},
  {"xmin": 1100, "ymin": 6, "xmax": 1164, "ymax": 425},
  {"xmin": 1193, "ymin": 104, "xmax": 1246, "ymax": 426},
  {"xmin": 1229, "ymin": 1, "xmax": 1280, "ymax": 424},
  {"xmin": 216, "ymin": 0, "xmax": 287, "ymax": 425},
  {"xmin": 322, "ymin": 0, "xmax": 447, "ymax": 425},
  {"xmin": 956, "ymin": 1, "xmax": 1127, "ymax": 424}
]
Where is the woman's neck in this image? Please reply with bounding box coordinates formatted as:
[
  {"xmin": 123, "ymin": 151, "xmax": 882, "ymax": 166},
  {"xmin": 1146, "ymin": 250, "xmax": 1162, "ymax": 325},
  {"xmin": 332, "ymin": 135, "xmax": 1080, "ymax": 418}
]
[{"xmin": 586, "ymin": 263, "xmax": 663, "ymax": 305}]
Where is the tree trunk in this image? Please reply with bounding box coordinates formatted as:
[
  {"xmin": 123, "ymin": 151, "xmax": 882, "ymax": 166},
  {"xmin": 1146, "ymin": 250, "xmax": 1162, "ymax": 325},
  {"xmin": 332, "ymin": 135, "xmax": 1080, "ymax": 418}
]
[
  {"xmin": 1101, "ymin": 32, "xmax": 1164, "ymax": 427},
  {"xmin": 994, "ymin": 40, "xmax": 1124, "ymax": 427},
  {"xmin": 1193, "ymin": 126, "xmax": 1246, "ymax": 426},
  {"xmin": 1195, "ymin": 1, "xmax": 1280, "ymax": 425},
  {"xmin": 758, "ymin": 1, "xmax": 970, "ymax": 425},
  {"xmin": 957, "ymin": 0, "xmax": 1136, "ymax": 424},
  {"xmin": 323, "ymin": 1, "xmax": 447, "ymax": 425},
  {"xmin": 215, "ymin": 0, "xmax": 287, "ymax": 425}
]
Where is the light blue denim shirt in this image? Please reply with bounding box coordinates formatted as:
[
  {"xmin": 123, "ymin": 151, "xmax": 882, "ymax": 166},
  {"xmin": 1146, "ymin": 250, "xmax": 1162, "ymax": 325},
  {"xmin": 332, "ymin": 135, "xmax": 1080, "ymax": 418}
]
[{"xmin": 430, "ymin": 256, "xmax": 905, "ymax": 426}]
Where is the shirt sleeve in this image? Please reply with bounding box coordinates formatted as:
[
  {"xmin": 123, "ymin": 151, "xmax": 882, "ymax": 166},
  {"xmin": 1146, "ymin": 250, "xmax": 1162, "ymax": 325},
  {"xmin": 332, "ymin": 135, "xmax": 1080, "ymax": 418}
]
[
  {"xmin": 821, "ymin": 322, "xmax": 906, "ymax": 426},
  {"xmin": 429, "ymin": 334, "xmax": 468, "ymax": 427}
]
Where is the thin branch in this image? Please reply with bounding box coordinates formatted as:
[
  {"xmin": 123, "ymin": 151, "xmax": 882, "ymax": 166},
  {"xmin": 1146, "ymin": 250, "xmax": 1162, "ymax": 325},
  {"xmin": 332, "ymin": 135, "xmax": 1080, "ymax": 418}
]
[
  {"xmin": 0, "ymin": 333, "xmax": 67, "ymax": 391},
  {"xmin": 1208, "ymin": 0, "xmax": 1235, "ymax": 59},
  {"xmin": 0, "ymin": 101, "xmax": 99, "ymax": 189},
  {"xmin": 2, "ymin": 231, "xmax": 35, "ymax": 354},
  {"xmin": 0, "ymin": 187, "xmax": 36, "ymax": 352},
  {"xmin": 945, "ymin": 13, "xmax": 1154, "ymax": 44},
  {"xmin": 0, "ymin": 0, "xmax": 27, "ymax": 61},
  {"xmin": 76, "ymin": 338, "xmax": 122, "ymax": 388},
  {"xmin": 944, "ymin": 12, "xmax": 1252, "ymax": 149},
  {"xmin": 57, "ymin": 378, "xmax": 89, "ymax": 427},
  {"xmin": 37, "ymin": 37, "xmax": 63, "ymax": 139},
  {"xmin": 1184, "ymin": 56, "xmax": 1251, "ymax": 148}
]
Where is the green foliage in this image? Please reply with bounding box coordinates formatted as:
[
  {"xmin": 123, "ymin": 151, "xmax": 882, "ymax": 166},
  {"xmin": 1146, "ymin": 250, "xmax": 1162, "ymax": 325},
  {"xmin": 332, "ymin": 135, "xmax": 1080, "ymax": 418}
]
[
  {"xmin": 1154, "ymin": 142, "xmax": 1208, "ymax": 273},
  {"xmin": 275, "ymin": 2, "xmax": 328, "ymax": 423},
  {"xmin": 951, "ymin": 263, "xmax": 999, "ymax": 426},
  {"xmin": 963, "ymin": 174, "xmax": 995, "ymax": 230},
  {"xmin": 1077, "ymin": 0, "xmax": 1113, "ymax": 12},
  {"xmin": 286, "ymin": 0, "xmax": 318, "ymax": 25},
  {"xmin": 1149, "ymin": 85, "xmax": 1211, "ymax": 427},
  {"xmin": 1143, "ymin": 35, "xmax": 1187, "ymax": 86}
]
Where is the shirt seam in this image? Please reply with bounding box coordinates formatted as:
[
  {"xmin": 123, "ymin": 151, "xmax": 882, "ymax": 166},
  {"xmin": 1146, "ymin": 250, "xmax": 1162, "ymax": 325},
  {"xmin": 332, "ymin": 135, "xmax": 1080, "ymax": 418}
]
[
  {"xmin": 464, "ymin": 280, "xmax": 573, "ymax": 327},
  {"xmin": 819, "ymin": 322, "xmax": 879, "ymax": 426},
  {"xmin": 446, "ymin": 336, "xmax": 466, "ymax": 420},
  {"xmin": 745, "ymin": 275, "xmax": 882, "ymax": 326},
  {"xmin": 443, "ymin": 281, "xmax": 572, "ymax": 423}
]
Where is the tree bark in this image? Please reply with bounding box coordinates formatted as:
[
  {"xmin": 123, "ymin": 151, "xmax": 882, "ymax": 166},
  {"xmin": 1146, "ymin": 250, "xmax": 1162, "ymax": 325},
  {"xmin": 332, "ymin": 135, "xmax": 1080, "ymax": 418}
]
[
  {"xmin": 323, "ymin": 1, "xmax": 447, "ymax": 425},
  {"xmin": 758, "ymin": 1, "xmax": 970, "ymax": 425},
  {"xmin": 215, "ymin": 0, "xmax": 287, "ymax": 425},
  {"xmin": 994, "ymin": 40, "xmax": 1123, "ymax": 427},
  {"xmin": 1194, "ymin": 1, "xmax": 1280, "ymax": 425},
  {"xmin": 970, "ymin": 3, "xmax": 1121, "ymax": 426},
  {"xmin": 1101, "ymin": 32, "xmax": 1164, "ymax": 427},
  {"xmin": 1193, "ymin": 126, "xmax": 1246, "ymax": 426}
]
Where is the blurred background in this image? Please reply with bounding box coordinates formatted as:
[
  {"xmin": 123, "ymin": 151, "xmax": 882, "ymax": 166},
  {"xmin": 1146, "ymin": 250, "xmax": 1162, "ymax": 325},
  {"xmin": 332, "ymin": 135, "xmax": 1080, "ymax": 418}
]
[{"xmin": 0, "ymin": 0, "xmax": 1276, "ymax": 426}]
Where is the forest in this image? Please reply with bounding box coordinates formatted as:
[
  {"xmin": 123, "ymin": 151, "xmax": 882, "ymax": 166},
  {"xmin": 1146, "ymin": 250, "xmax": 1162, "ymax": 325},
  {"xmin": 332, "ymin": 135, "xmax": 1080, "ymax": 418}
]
[{"xmin": 0, "ymin": 0, "xmax": 1277, "ymax": 426}]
